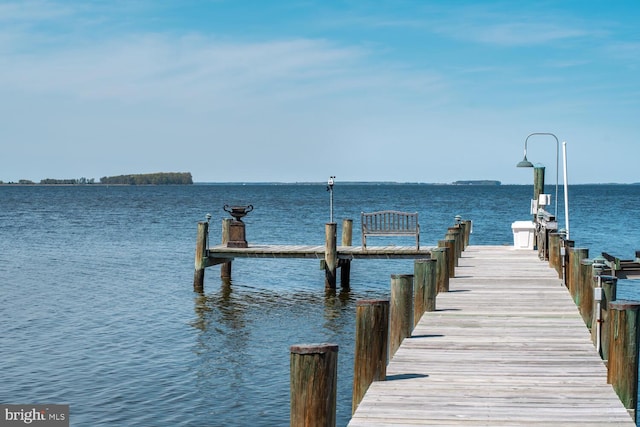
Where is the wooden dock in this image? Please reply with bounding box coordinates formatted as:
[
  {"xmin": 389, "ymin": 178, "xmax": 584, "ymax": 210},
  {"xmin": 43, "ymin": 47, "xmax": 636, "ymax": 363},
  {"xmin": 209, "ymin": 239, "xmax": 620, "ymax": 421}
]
[
  {"xmin": 205, "ymin": 244, "xmax": 432, "ymax": 263},
  {"xmin": 349, "ymin": 245, "xmax": 634, "ymax": 426}
]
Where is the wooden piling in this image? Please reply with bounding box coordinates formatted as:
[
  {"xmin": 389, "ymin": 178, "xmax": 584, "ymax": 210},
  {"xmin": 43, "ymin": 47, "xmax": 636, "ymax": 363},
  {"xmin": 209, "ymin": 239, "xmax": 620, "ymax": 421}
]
[
  {"xmin": 193, "ymin": 221, "xmax": 207, "ymax": 292},
  {"xmin": 340, "ymin": 219, "xmax": 353, "ymax": 289},
  {"xmin": 352, "ymin": 300, "xmax": 389, "ymax": 414},
  {"xmin": 548, "ymin": 232, "xmax": 560, "ymax": 276},
  {"xmin": 424, "ymin": 258, "xmax": 437, "ymax": 312},
  {"xmin": 413, "ymin": 259, "xmax": 428, "ymax": 328},
  {"xmin": 446, "ymin": 228, "xmax": 461, "ymax": 264},
  {"xmin": 325, "ymin": 223, "xmax": 337, "ymax": 289},
  {"xmin": 433, "ymin": 247, "xmax": 449, "ymax": 293},
  {"xmin": 221, "ymin": 218, "xmax": 232, "ymax": 279},
  {"xmin": 458, "ymin": 222, "xmax": 467, "ymax": 251},
  {"xmin": 600, "ymin": 275, "xmax": 618, "ymax": 361},
  {"xmin": 438, "ymin": 240, "xmax": 456, "ymax": 278},
  {"xmin": 461, "ymin": 220, "xmax": 472, "ymax": 247},
  {"xmin": 290, "ymin": 343, "xmax": 339, "ymax": 427},
  {"xmin": 562, "ymin": 239, "xmax": 575, "ymax": 287},
  {"xmin": 533, "ymin": 166, "xmax": 545, "ymax": 215},
  {"xmin": 390, "ymin": 274, "xmax": 413, "ymax": 358},
  {"xmin": 607, "ymin": 300, "xmax": 640, "ymax": 421},
  {"xmin": 569, "ymin": 248, "xmax": 588, "ymax": 303},
  {"xmin": 578, "ymin": 258, "xmax": 594, "ymax": 328}
]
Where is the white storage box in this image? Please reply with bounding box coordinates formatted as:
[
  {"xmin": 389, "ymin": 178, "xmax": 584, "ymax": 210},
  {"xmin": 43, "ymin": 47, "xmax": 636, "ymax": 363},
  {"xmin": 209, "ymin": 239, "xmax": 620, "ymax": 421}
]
[{"xmin": 511, "ymin": 221, "xmax": 535, "ymax": 250}]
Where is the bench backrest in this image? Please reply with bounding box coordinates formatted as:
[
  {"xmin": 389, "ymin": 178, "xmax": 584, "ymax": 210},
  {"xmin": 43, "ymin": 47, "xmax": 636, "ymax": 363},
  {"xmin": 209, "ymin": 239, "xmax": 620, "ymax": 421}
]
[{"xmin": 361, "ymin": 211, "xmax": 419, "ymax": 234}]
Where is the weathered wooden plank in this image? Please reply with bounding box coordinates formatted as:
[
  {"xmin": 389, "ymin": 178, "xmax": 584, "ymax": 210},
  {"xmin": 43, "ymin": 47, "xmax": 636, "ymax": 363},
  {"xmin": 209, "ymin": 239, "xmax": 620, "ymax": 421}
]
[
  {"xmin": 206, "ymin": 244, "xmax": 433, "ymax": 260},
  {"xmin": 348, "ymin": 245, "xmax": 634, "ymax": 426}
]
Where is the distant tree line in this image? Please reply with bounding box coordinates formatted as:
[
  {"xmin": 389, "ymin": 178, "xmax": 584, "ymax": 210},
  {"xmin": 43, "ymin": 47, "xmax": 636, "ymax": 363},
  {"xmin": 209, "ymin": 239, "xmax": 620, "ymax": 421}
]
[
  {"xmin": 99, "ymin": 172, "xmax": 193, "ymax": 185},
  {"xmin": 40, "ymin": 177, "xmax": 95, "ymax": 185},
  {"xmin": 1, "ymin": 173, "xmax": 193, "ymax": 185}
]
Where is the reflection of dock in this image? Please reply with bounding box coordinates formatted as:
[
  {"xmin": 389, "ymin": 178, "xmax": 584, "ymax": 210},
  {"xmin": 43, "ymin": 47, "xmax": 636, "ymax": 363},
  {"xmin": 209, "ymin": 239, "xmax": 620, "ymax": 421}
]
[{"xmin": 205, "ymin": 244, "xmax": 432, "ymax": 263}]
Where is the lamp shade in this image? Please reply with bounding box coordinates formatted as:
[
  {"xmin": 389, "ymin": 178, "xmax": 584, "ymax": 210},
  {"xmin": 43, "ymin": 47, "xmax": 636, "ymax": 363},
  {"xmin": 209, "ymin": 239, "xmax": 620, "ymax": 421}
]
[{"xmin": 516, "ymin": 156, "xmax": 534, "ymax": 168}]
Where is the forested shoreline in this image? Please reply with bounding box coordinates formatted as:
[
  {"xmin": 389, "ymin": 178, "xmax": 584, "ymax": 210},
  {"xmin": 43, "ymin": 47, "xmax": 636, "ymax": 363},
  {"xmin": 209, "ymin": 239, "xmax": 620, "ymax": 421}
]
[{"xmin": 1, "ymin": 172, "xmax": 193, "ymax": 185}]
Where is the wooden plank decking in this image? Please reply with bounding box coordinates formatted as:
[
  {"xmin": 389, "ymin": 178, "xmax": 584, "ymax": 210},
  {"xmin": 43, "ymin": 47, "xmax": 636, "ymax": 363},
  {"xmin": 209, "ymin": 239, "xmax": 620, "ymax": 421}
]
[{"xmin": 349, "ymin": 245, "xmax": 634, "ymax": 426}]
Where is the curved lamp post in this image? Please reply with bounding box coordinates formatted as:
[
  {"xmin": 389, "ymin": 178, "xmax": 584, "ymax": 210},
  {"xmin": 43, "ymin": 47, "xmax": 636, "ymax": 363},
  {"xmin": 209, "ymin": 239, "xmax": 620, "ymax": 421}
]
[{"xmin": 516, "ymin": 132, "xmax": 559, "ymax": 219}]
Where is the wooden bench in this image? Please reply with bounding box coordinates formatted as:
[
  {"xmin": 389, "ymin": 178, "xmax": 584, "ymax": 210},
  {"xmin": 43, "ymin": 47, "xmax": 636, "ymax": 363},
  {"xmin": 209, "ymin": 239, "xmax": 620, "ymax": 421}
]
[{"xmin": 361, "ymin": 210, "xmax": 420, "ymax": 249}]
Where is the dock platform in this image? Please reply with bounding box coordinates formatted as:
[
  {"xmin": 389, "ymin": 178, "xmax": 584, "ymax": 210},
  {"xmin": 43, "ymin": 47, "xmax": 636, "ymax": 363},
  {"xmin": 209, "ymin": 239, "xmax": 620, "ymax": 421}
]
[
  {"xmin": 205, "ymin": 244, "xmax": 432, "ymax": 264},
  {"xmin": 349, "ymin": 245, "xmax": 634, "ymax": 426}
]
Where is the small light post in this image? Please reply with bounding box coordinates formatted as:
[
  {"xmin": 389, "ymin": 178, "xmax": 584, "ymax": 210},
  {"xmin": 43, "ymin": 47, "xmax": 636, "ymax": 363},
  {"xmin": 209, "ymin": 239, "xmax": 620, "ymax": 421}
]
[
  {"xmin": 205, "ymin": 213, "xmax": 212, "ymax": 256},
  {"xmin": 327, "ymin": 176, "xmax": 335, "ymax": 223}
]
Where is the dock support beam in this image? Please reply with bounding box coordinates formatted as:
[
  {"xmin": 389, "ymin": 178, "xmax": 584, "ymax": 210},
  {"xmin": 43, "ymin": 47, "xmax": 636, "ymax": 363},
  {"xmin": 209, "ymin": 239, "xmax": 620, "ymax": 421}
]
[
  {"xmin": 325, "ymin": 223, "xmax": 337, "ymax": 289},
  {"xmin": 290, "ymin": 343, "xmax": 339, "ymax": 427},
  {"xmin": 193, "ymin": 221, "xmax": 208, "ymax": 292},
  {"xmin": 221, "ymin": 218, "xmax": 232, "ymax": 280},
  {"xmin": 340, "ymin": 219, "xmax": 353, "ymax": 289}
]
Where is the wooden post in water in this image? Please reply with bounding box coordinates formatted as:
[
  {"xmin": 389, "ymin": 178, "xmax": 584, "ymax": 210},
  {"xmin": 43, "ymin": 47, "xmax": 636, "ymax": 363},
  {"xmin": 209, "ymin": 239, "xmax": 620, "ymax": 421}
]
[
  {"xmin": 579, "ymin": 258, "xmax": 594, "ymax": 328},
  {"xmin": 607, "ymin": 300, "xmax": 640, "ymax": 421},
  {"xmin": 352, "ymin": 299, "xmax": 389, "ymax": 414},
  {"xmin": 290, "ymin": 343, "xmax": 339, "ymax": 427},
  {"xmin": 600, "ymin": 275, "xmax": 618, "ymax": 361},
  {"xmin": 193, "ymin": 221, "xmax": 208, "ymax": 292},
  {"xmin": 438, "ymin": 240, "xmax": 456, "ymax": 278},
  {"xmin": 569, "ymin": 248, "xmax": 588, "ymax": 303},
  {"xmin": 390, "ymin": 274, "xmax": 413, "ymax": 358},
  {"xmin": 325, "ymin": 223, "xmax": 337, "ymax": 289},
  {"xmin": 433, "ymin": 247, "xmax": 449, "ymax": 293},
  {"xmin": 340, "ymin": 219, "xmax": 353, "ymax": 289},
  {"xmin": 221, "ymin": 218, "xmax": 232, "ymax": 280}
]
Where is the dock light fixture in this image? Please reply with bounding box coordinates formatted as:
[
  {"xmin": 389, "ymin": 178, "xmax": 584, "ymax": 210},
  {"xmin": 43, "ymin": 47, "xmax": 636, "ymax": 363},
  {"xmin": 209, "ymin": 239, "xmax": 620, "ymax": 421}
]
[
  {"xmin": 327, "ymin": 176, "xmax": 336, "ymax": 223},
  {"xmin": 516, "ymin": 132, "xmax": 559, "ymax": 219}
]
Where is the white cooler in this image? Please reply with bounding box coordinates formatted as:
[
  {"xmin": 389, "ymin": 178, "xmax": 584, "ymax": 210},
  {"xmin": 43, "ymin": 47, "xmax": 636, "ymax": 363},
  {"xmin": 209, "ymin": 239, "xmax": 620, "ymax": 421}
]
[{"xmin": 511, "ymin": 221, "xmax": 535, "ymax": 249}]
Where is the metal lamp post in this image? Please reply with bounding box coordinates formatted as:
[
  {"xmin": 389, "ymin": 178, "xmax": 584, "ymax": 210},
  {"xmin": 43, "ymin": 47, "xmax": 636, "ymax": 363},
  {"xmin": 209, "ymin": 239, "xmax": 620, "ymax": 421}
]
[{"xmin": 516, "ymin": 132, "xmax": 559, "ymax": 219}]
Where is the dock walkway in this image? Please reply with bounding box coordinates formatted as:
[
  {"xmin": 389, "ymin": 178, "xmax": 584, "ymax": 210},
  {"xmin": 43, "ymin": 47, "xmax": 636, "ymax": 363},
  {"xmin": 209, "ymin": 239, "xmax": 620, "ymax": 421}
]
[{"xmin": 349, "ymin": 245, "xmax": 634, "ymax": 426}]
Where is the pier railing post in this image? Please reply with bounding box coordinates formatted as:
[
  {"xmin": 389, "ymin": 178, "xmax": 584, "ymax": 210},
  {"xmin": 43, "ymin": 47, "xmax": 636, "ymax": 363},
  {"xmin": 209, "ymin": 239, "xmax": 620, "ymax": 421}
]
[
  {"xmin": 390, "ymin": 274, "xmax": 413, "ymax": 358},
  {"xmin": 352, "ymin": 300, "xmax": 389, "ymax": 414},
  {"xmin": 325, "ymin": 223, "xmax": 337, "ymax": 289},
  {"xmin": 290, "ymin": 343, "xmax": 339, "ymax": 427},
  {"xmin": 193, "ymin": 221, "xmax": 208, "ymax": 292},
  {"xmin": 433, "ymin": 247, "xmax": 449, "ymax": 293},
  {"xmin": 607, "ymin": 301, "xmax": 640, "ymax": 421},
  {"xmin": 340, "ymin": 219, "xmax": 353, "ymax": 289},
  {"xmin": 221, "ymin": 218, "xmax": 232, "ymax": 280}
]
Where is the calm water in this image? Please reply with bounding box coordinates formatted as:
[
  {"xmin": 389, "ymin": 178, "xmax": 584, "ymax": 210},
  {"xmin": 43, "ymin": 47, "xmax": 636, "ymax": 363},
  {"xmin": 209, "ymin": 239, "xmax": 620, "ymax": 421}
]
[{"xmin": 1, "ymin": 184, "xmax": 639, "ymax": 426}]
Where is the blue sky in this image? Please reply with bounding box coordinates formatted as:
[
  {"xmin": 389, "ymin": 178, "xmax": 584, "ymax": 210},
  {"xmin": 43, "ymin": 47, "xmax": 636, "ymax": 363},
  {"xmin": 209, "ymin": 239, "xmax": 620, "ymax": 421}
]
[{"xmin": 1, "ymin": 0, "xmax": 638, "ymax": 184}]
